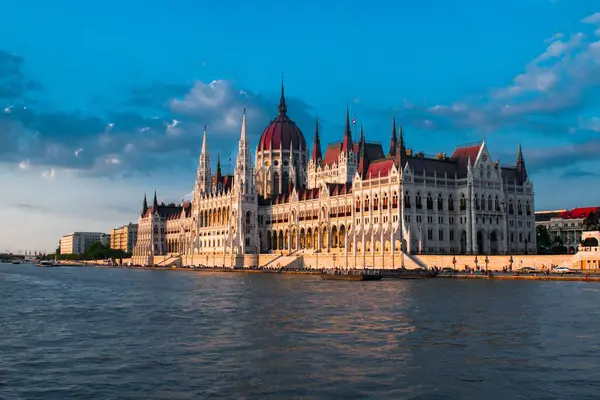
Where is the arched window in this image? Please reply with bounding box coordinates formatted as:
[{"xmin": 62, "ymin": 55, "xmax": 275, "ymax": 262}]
[
  {"xmin": 526, "ymin": 201, "xmax": 531, "ymax": 215},
  {"xmin": 448, "ymin": 194, "xmax": 454, "ymax": 211},
  {"xmin": 509, "ymin": 199, "xmax": 514, "ymax": 215},
  {"xmin": 402, "ymin": 191, "xmax": 409, "ymax": 208},
  {"xmin": 364, "ymin": 196, "xmax": 370, "ymax": 211},
  {"xmin": 488, "ymin": 195, "xmax": 492, "ymax": 211},
  {"xmin": 517, "ymin": 200, "xmax": 522, "ymax": 215},
  {"xmin": 374, "ymin": 195, "xmax": 379, "ymax": 211},
  {"xmin": 416, "ymin": 192, "xmax": 422, "ymax": 209},
  {"xmin": 481, "ymin": 194, "xmax": 486, "ymax": 211},
  {"xmin": 437, "ymin": 194, "xmax": 443, "ymax": 211},
  {"xmin": 460, "ymin": 194, "xmax": 467, "ymax": 211},
  {"xmin": 495, "ymin": 196, "xmax": 500, "ymax": 211},
  {"xmin": 383, "ymin": 193, "xmax": 389, "ymax": 210},
  {"xmin": 426, "ymin": 193, "xmax": 433, "ymax": 210},
  {"xmin": 355, "ymin": 197, "xmax": 361, "ymax": 212}
]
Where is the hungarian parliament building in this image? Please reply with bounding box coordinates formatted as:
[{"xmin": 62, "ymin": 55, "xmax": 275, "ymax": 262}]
[{"xmin": 132, "ymin": 83, "xmax": 536, "ymax": 266}]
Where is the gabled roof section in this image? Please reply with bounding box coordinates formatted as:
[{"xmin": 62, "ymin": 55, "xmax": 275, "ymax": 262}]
[
  {"xmin": 450, "ymin": 143, "xmax": 482, "ymax": 177},
  {"xmin": 326, "ymin": 182, "xmax": 352, "ymax": 196},
  {"xmin": 366, "ymin": 158, "xmax": 395, "ymax": 179},
  {"xmin": 322, "ymin": 141, "xmax": 384, "ymax": 166}
]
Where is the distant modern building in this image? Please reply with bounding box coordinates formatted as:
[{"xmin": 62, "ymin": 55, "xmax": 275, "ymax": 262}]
[
  {"xmin": 110, "ymin": 223, "xmax": 138, "ymax": 254},
  {"xmin": 535, "ymin": 207, "xmax": 600, "ymax": 253},
  {"xmin": 59, "ymin": 232, "xmax": 108, "ymax": 255}
]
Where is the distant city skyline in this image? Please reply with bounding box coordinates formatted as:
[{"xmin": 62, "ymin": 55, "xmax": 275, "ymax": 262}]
[{"xmin": 0, "ymin": 1, "xmax": 599, "ymax": 252}]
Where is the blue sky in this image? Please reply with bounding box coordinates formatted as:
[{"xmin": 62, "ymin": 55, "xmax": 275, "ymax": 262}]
[{"xmin": 0, "ymin": 0, "xmax": 599, "ymax": 252}]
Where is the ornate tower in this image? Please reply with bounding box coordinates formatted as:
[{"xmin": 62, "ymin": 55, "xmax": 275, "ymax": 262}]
[
  {"xmin": 338, "ymin": 106, "xmax": 357, "ymax": 183},
  {"xmin": 234, "ymin": 109, "xmax": 259, "ymax": 255},
  {"xmin": 195, "ymin": 125, "xmax": 212, "ymax": 195},
  {"xmin": 254, "ymin": 79, "xmax": 308, "ymax": 198}
]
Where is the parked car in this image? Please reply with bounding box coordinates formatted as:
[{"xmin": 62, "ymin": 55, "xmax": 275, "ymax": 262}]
[
  {"xmin": 552, "ymin": 266, "xmax": 571, "ymax": 274},
  {"xmin": 517, "ymin": 266, "xmax": 537, "ymax": 274}
]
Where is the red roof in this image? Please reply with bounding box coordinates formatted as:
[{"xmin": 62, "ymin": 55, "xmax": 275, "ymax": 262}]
[
  {"xmin": 450, "ymin": 144, "xmax": 481, "ymax": 176},
  {"xmin": 560, "ymin": 207, "xmax": 600, "ymax": 219},
  {"xmin": 451, "ymin": 144, "xmax": 481, "ymax": 162},
  {"xmin": 366, "ymin": 159, "xmax": 395, "ymax": 179},
  {"xmin": 258, "ymin": 114, "xmax": 306, "ymax": 151}
]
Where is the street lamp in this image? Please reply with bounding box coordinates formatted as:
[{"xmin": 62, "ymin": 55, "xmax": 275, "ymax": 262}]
[
  {"xmin": 474, "ymin": 256, "xmax": 479, "ymax": 271},
  {"xmin": 485, "ymin": 255, "xmax": 489, "ymax": 273},
  {"xmin": 452, "ymin": 255, "xmax": 457, "ymax": 271},
  {"xmin": 509, "ymin": 255, "xmax": 514, "ymax": 271},
  {"xmin": 333, "ymin": 253, "xmax": 337, "ymax": 269}
]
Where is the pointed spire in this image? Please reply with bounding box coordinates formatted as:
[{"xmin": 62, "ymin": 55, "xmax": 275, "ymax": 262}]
[
  {"xmin": 389, "ymin": 117, "xmax": 397, "ymax": 157},
  {"xmin": 358, "ymin": 124, "xmax": 367, "ymax": 178},
  {"xmin": 201, "ymin": 125, "xmax": 207, "ymax": 155},
  {"xmin": 311, "ymin": 118, "xmax": 322, "ymax": 162},
  {"xmin": 216, "ymin": 153, "xmax": 222, "ymax": 175},
  {"xmin": 516, "ymin": 142, "xmax": 527, "ymax": 182},
  {"xmin": 142, "ymin": 193, "xmax": 148, "ymax": 216},
  {"xmin": 399, "ymin": 125, "xmax": 406, "ymax": 154},
  {"xmin": 153, "ymin": 190, "xmax": 158, "ymax": 209},
  {"xmin": 240, "ymin": 108, "xmax": 247, "ymax": 142},
  {"xmin": 359, "ymin": 123, "xmax": 365, "ymax": 147},
  {"xmin": 341, "ymin": 105, "xmax": 353, "ymax": 153},
  {"xmin": 278, "ymin": 75, "xmax": 287, "ymax": 115}
]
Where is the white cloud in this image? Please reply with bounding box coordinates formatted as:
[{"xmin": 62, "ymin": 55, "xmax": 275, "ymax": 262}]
[
  {"xmin": 582, "ymin": 12, "xmax": 600, "ymax": 25},
  {"xmin": 545, "ymin": 32, "xmax": 564, "ymax": 43},
  {"xmin": 18, "ymin": 160, "xmax": 28, "ymax": 169},
  {"xmin": 41, "ymin": 168, "xmax": 56, "ymax": 178}
]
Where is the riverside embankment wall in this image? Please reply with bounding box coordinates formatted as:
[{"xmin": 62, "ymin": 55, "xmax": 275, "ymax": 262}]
[{"xmin": 140, "ymin": 252, "xmax": 580, "ymax": 271}]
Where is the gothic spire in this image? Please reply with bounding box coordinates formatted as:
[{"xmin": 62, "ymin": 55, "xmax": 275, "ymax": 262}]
[
  {"xmin": 399, "ymin": 125, "xmax": 406, "ymax": 154},
  {"xmin": 240, "ymin": 108, "xmax": 247, "ymax": 142},
  {"xmin": 201, "ymin": 125, "xmax": 207, "ymax": 155},
  {"xmin": 216, "ymin": 152, "xmax": 222, "ymax": 176},
  {"xmin": 278, "ymin": 76, "xmax": 287, "ymax": 115},
  {"xmin": 153, "ymin": 190, "xmax": 158, "ymax": 209},
  {"xmin": 358, "ymin": 124, "xmax": 368, "ymax": 178},
  {"xmin": 516, "ymin": 142, "xmax": 527, "ymax": 182},
  {"xmin": 142, "ymin": 193, "xmax": 148, "ymax": 216},
  {"xmin": 311, "ymin": 118, "xmax": 322, "ymax": 162},
  {"xmin": 389, "ymin": 117, "xmax": 397, "ymax": 157},
  {"xmin": 341, "ymin": 105, "xmax": 353, "ymax": 153}
]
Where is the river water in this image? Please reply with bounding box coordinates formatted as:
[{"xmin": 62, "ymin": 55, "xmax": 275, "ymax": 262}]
[{"xmin": 1, "ymin": 263, "xmax": 600, "ymax": 399}]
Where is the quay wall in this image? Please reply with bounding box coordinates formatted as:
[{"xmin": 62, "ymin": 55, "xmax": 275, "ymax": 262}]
[
  {"xmin": 416, "ymin": 254, "xmax": 575, "ymax": 271},
  {"xmin": 138, "ymin": 252, "xmax": 584, "ymax": 271}
]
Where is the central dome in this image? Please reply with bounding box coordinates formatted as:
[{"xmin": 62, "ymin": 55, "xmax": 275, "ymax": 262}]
[{"xmin": 257, "ymin": 83, "xmax": 307, "ymax": 152}]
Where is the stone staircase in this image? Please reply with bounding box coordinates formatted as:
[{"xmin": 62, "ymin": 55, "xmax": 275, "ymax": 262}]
[{"xmin": 156, "ymin": 254, "xmax": 181, "ymax": 267}]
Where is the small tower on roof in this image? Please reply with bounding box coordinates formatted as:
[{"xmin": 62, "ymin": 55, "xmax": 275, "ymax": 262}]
[
  {"xmin": 516, "ymin": 142, "xmax": 527, "ymax": 182},
  {"xmin": 311, "ymin": 118, "xmax": 322, "ymax": 163},
  {"xmin": 141, "ymin": 193, "xmax": 148, "ymax": 216},
  {"xmin": 388, "ymin": 117, "xmax": 397, "ymax": 157},
  {"xmin": 341, "ymin": 105, "xmax": 353, "ymax": 154},
  {"xmin": 152, "ymin": 190, "xmax": 158, "ymax": 209}
]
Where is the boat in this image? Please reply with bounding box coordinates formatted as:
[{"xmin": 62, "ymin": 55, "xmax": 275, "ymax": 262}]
[
  {"xmin": 11, "ymin": 260, "xmax": 21, "ymax": 264},
  {"xmin": 36, "ymin": 260, "xmax": 60, "ymax": 267},
  {"xmin": 321, "ymin": 269, "xmax": 383, "ymax": 281},
  {"xmin": 383, "ymin": 268, "xmax": 438, "ymax": 279}
]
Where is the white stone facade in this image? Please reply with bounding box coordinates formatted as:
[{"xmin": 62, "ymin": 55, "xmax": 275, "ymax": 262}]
[{"xmin": 132, "ymin": 85, "xmax": 536, "ymax": 266}]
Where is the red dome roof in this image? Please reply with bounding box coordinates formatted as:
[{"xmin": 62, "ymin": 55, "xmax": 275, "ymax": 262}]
[{"xmin": 257, "ymin": 82, "xmax": 307, "ymax": 152}]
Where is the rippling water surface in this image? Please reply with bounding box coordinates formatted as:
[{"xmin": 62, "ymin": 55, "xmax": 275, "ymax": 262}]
[{"xmin": 2, "ymin": 264, "xmax": 600, "ymax": 399}]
